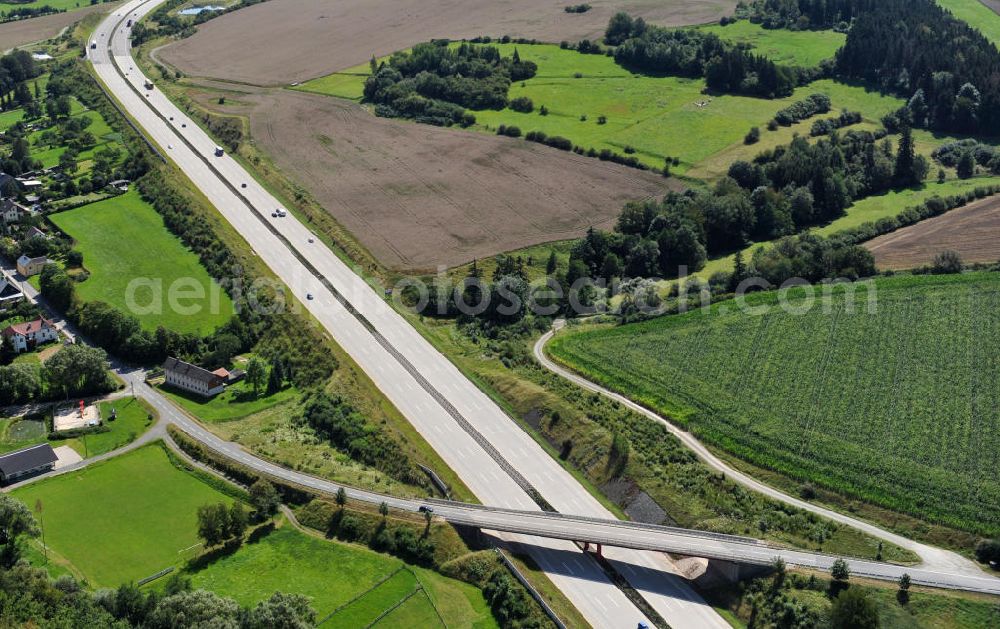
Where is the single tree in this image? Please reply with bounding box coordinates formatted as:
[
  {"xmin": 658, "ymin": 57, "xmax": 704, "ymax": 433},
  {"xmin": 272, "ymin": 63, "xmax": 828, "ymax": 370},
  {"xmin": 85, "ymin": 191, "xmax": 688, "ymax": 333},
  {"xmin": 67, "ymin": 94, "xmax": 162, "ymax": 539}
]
[
  {"xmin": 335, "ymin": 487, "xmax": 347, "ymax": 509},
  {"xmin": 196, "ymin": 503, "xmax": 228, "ymax": 547},
  {"xmin": 957, "ymin": 150, "xmax": 976, "ymax": 180},
  {"xmin": 379, "ymin": 501, "xmax": 389, "ymax": 519},
  {"xmin": 245, "ymin": 356, "xmax": 267, "ymax": 395},
  {"xmin": 249, "ymin": 478, "xmax": 280, "ymax": 518},
  {"xmin": 771, "ymin": 557, "xmax": 786, "ymax": 590},
  {"xmin": 831, "ymin": 558, "xmax": 851, "ymax": 582},
  {"xmin": 894, "ymin": 124, "xmax": 917, "ymax": 186},
  {"xmin": 266, "ymin": 356, "xmax": 284, "ymax": 395},
  {"xmin": 545, "ymin": 250, "xmax": 558, "ymax": 275},
  {"xmin": 0, "ymin": 495, "xmax": 39, "ymax": 568},
  {"xmin": 228, "ymin": 502, "xmax": 248, "ymax": 539},
  {"xmin": 728, "ymin": 250, "xmax": 748, "ymax": 293},
  {"xmin": 897, "ymin": 573, "xmax": 911, "ymax": 605},
  {"xmin": 830, "ymin": 587, "xmax": 879, "ymax": 629}
]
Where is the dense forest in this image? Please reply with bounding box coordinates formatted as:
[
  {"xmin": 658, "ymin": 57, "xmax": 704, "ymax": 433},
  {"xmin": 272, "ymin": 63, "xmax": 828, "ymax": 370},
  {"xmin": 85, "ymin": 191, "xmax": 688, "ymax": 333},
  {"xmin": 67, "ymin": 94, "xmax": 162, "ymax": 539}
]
[
  {"xmin": 837, "ymin": 0, "xmax": 1000, "ymax": 135},
  {"xmin": 364, "ymin": 41, "xmax": 537, "ymax": 126}
]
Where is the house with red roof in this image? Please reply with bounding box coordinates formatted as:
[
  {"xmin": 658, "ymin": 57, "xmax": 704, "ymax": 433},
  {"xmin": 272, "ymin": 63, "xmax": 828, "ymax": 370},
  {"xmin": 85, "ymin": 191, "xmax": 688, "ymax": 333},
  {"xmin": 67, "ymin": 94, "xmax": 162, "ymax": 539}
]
[{"xmin": 2, "ymin": 318, "xmax": 58, "ymax": 354}]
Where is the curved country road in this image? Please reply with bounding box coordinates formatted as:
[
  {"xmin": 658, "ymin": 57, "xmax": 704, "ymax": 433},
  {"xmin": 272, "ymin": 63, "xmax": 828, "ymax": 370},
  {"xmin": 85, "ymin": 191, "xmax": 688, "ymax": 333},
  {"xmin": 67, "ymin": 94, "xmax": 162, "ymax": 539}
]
[{"xmin": 534, "ymin": 328, "xmax": 986, "ymax": 577}]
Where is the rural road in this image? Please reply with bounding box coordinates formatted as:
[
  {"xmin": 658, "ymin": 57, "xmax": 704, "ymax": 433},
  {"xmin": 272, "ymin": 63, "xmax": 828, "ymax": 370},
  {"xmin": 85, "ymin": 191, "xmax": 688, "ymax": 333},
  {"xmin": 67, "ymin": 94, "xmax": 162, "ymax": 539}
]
[
  {"xmin": 10, "ymin": 370, "xmax": 1000, "ymax": 598},
  {"xmin": 534, "ymin": 328, "xmax": 988, "ymax": 578},
  {"xmin": 91, "ymin": 2, "xmax": 725, "ymax": 626}
]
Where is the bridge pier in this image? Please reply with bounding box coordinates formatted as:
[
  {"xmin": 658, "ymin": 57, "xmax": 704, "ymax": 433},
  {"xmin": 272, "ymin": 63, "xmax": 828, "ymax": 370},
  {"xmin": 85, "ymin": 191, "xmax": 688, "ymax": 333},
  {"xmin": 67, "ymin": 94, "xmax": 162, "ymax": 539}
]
[{"xmin": 580, "ymin": 542, "xmax": 603, "ymax": 557}]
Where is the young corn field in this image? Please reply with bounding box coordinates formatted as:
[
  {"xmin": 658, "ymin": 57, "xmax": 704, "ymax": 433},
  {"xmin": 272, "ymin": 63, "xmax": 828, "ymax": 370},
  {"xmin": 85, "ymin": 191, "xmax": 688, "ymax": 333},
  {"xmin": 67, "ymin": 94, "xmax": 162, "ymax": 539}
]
[{"xmin": 549, "ymin": 273, "xmax": 1000, "ymax": 535}]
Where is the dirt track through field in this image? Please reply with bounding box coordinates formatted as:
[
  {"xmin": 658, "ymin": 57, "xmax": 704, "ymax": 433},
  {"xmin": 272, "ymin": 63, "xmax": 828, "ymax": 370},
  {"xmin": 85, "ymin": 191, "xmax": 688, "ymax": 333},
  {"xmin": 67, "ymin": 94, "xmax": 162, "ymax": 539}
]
[
  {"xmin": 198, "ymin": 85, "xmax": 672, "ymax": 271},
  {"xmin": 160, "ymin": 0, "xmax": 738, "ymax": 85},
  {"xmin": 0, "ymin": 3, "xmax": 121, "ymax": 52},
  {"xmin": 865, "ymin": 194, "xmax": 1000, "ymax": 269}
]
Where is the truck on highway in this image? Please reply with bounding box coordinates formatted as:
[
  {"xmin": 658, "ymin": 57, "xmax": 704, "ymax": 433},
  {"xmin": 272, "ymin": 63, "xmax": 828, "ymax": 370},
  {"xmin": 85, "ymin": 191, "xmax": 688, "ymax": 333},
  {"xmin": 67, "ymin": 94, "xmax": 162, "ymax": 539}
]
[
  {"xmin": 90, "ymin": 41, "xmax": 97, "ymax": 50},
  {"xmin": 214, "ymin": 146, "xmax": 225, "ymax": 157},
  {"xmin": 143, "ymin": 80, "xmax": 154, "ymax": 90}
]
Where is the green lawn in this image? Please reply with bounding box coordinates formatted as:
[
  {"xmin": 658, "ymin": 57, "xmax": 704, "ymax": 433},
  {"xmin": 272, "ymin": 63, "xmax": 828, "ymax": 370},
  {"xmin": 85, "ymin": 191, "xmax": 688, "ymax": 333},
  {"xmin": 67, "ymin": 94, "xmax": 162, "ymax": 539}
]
[
  {"xmin": 300, "ymin": 44, "xmax": 903, "ymax": 175},
  {"xmin": 12, "ymin": 444, "xmax": 237, "ymax": 587},
  {"xmin": 938, "ymin": 0, "xmax": 1000, "ymax": 45},
  {"xmin": 550, "ymin": 272, "xmax": 1000, "ymax": 535},
  {"xmin": 51, "ymin": 399, "xmax": 155, "ymax": 458},
  {"xmin": 189, "ymin": 524, "xmax": 496, "ymax": 627},
  {"xmin": 0, "ymin": 0, "xmax": 103, "ymax": 12},
  {"xmin": 698, "ymin": 20, "xmax": 846, "ymax": 67},
  {"xmin": 161, "ymin": 382, "xmax": 299, "ymax": 423},
  {"xmin": 49, "ymin": 189, "xmax": 233, "ymax": 334},
  {"xmin": 696, "ymin": 175, "xmax": 1000, "ymax": 279}
]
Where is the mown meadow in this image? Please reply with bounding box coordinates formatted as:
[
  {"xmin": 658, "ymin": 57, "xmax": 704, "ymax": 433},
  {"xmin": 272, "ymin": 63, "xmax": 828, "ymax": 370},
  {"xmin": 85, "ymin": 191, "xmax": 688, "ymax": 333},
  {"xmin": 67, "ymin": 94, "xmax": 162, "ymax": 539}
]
[
  {"xmin": 49, "ymin": 189, "xmax": 234, "ymax": 334},
  {"xmin": 549, "ymin": 272, "xmax": 1000, "ymax": 535}
]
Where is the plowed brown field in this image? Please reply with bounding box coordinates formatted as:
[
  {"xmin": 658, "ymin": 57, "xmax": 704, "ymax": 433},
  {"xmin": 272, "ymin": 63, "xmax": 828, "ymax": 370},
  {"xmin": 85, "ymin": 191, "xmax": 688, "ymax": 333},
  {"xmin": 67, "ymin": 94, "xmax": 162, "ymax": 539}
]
[
  {"xmin": 159, "ymin": 0, "xmax": 737, "ymax": 85},
  {"xmin": 865, "ymin": 195, "xmax": 1000, "ymax": 269},
  {"xmin": 195, "ymin": 85, "xmax": 672, "ymax": 271},
  {"xmin": 0, "ymin": 2, "xmax": 121, "ymax": 52}
]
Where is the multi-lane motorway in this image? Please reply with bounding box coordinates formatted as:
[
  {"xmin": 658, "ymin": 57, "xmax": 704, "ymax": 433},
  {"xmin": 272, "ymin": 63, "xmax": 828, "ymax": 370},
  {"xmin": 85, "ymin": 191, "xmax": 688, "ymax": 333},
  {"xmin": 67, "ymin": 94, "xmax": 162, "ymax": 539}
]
[
  {"xmin": 90, "ymin": 1, "xmax": 726, "ymax": 626},
  {"xmin": 87, "ymin": 1, "xmax": 1000, "ymax": 625}
]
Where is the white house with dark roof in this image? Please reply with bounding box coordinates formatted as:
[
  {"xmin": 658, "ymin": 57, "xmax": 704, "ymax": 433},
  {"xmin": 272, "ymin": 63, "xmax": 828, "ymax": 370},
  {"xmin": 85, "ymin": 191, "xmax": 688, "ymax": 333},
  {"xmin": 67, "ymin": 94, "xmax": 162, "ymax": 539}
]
[{"xmin": 163, "ymin": 357, "xmax": 226, "ymax": 397}]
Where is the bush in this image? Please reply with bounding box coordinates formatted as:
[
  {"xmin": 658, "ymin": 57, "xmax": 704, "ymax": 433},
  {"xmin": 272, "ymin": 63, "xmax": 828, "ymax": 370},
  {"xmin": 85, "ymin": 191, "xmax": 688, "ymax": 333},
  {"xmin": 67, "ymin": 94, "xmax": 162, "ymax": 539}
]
[
  {"xmin": 744, "ymin": 126, "xmax": 760, "ymax": 144},
  {"xmin": 932, "ymin": 249, "xmax": 963, "ymax": 274},
  {"xmin": 509, "ymin": 96, "xmax": 533, "ymax": 113}
]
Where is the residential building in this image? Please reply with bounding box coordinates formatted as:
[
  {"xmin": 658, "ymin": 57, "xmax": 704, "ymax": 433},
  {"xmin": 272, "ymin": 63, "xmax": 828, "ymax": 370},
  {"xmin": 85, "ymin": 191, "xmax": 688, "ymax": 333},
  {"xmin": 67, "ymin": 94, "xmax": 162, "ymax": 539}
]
[
  {"xmin": 0, "ymin": 444, "xmax": 57, "ymax": 484},
  {"xmin": 0, "ymin": 198, "xmax": 28, "ymax": 223},
  {"xmin": 0, "ymin": 273, "xmax": 24, "ymax": 311},
  {"xmin": 163, "ymin": 357, "xmax": 227, "ymax": 397},
  {"xmin": 16, "ymin": 254, "xmax": 47, "ymax": 277},
  {"xmin": 25, "ymin": 226, "xmax": 47, "ymax": 240},
  {"xmin": 2, "ymin": 318, "xmax": 59, "ymax": 353}
]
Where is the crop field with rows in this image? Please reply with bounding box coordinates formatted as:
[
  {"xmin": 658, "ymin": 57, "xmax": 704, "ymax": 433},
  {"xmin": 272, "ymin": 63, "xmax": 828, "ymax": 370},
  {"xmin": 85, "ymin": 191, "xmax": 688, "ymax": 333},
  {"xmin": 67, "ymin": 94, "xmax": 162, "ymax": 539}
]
[{"xmin": 549, "ymin": 272, "xmax": 1000, "ymax": 535}]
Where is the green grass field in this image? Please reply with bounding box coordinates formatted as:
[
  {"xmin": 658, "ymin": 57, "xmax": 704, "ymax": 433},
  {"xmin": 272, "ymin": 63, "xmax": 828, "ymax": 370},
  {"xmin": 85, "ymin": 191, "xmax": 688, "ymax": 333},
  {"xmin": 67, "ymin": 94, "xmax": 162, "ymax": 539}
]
[
  {"xmin": 698, "ymin": 20, "xmax": 846, "ymax": 67},
  {"xmin": 189, "ymin": 524, "xmax": 496, "ymax": 627},
  {"xmin": 49, "ymin": 189, "xmax": 233, "ymax": 334},
  {"xmin": 550, "ymin": 272, "xmax": 1000, "ymax": 535},
  {"xmin": 299, "ymin": 44, "xmax": 903, "ymax": 175},
  {"xmin": 938, "ymin": 0, "xmax": 1000, "ymax": 45},
  {"xmin": 12, "ymin": 444, "xmax": 236, "ymax": 587},
  {"xmin": 161, "ymin": 382, "xmax": 299, "ymax": 423},
  {"xmin": 0, "ymin": 0, "xmax": 101, "ymax": 12}
]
